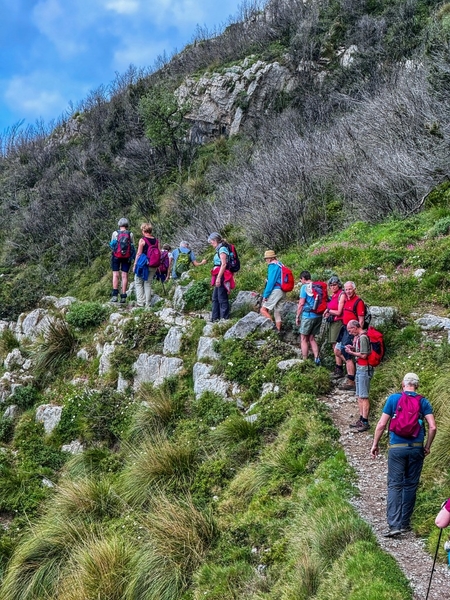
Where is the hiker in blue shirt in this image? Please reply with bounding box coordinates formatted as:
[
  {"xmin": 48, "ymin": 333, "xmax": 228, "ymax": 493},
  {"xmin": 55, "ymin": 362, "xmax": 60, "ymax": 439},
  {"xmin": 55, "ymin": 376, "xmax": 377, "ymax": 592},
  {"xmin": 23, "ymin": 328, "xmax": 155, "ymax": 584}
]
[
  {"xmin": 260, "ymin": 250, "xmax": 285, "ymax": 331},
  {"xmin": 171, "ymin": 241, "xmax": 206, "ymax": 279},
  {"xmin": 370, "ymin": 372, "xmax": 436, "ymax": 537}
]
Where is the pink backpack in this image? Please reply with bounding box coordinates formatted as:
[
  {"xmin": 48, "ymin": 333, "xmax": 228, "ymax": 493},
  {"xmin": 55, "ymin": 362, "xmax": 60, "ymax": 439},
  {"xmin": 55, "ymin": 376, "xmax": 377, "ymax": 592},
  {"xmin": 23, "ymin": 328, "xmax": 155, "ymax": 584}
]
[{"xmin": 389, "ymin": 393, "xmax": 423, "ymax": 439}]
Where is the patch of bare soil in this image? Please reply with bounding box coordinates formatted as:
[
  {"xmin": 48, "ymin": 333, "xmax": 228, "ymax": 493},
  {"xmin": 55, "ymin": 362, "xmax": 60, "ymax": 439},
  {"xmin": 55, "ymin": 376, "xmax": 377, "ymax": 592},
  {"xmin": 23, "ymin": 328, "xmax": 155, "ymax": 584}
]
[{"xmin": 323, "ymin": 386, "xmax": 450, "ymax": 600}]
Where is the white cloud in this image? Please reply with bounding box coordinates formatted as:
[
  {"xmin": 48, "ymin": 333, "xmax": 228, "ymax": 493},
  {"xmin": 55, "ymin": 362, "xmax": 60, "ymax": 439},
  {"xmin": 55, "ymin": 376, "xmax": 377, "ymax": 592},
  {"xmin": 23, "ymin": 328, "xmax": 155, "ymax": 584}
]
[
  {"xmin": 105, "ymin": 0, "xmax": 139, "ymax": 15},
  {"xmin": 4, "ymin": 74, "xmax": 68, "ymax": 122}
]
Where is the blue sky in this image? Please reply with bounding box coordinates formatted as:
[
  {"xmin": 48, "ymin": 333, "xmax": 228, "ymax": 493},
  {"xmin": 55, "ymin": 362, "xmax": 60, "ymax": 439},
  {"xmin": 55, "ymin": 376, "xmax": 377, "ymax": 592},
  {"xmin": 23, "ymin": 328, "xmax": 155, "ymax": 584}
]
[{"xmin": 0, "ymin": 0, "xmax": 244, "ymax": 133}]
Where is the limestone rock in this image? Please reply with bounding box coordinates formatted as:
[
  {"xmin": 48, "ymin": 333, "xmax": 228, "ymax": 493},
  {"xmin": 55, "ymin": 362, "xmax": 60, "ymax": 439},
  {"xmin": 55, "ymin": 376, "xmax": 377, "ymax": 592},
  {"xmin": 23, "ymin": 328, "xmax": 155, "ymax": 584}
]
[
  {"xmin": 277, "ymin": 359, "xmax": 304, "ymax": 370},
  {"xmin": 163, "ymin": 326, "xmax": 183, "ymax": 356},
  {"xmin": 369, "ymin": 306, "xmax": 397, "ymax": 328},
  {"xmin": 176, "ymin": 59, "xmax": 295, "ymax": 138},
  {"xmin": 156, "ymin": 307, "xmax": 190, "ymax": 328},
  {"xmin": 117, "ymin": 373, "xmax": 129, "ymax": 393},
  {"xmin": 61, "ymin": 440, "xmax": 84, "ymax": 454},
  {"xmin": 415, "ymin": 314, "xmax": 450, "ymax": 331},
  {"xmin": 133, "ymin": 354, "xmax": 184, "ymax": 389},
  {"xmin": 197, "ymin": 336, "xmax": 220, "ymax": 361},
  {"xmin": 224, "ymin": 312, "xmax": 275, "ymax": 340},
  {"xmin": 230, "ymin": 291, "xmax": 261, "ymax": 315},
  {"xmin": 4, "ymin": 348, "xmax": 25, "ymax": 370},
  {"xmin": 16, "ymin": 309, "xmax": 56, "ymax": 341},
  {"xmin": 98, "ymin": 342, "xmax": 115, "ymax": 376},
  {"xmin": 193, "ymin": 362, "xmax": 229, "ymax": 399},
  {"xmin": 3, "ymin": 404, "xmax": 19, "ymax": 419},
  {"xmin": 35, "ymin": 404, "xmax": 62, "ymax": 434},
  {"xmin": 172, "ymin": 281, "xmax": 194, "ymax": 311},
  {"xmin": 77, "ymin": 348, "xmax": 90, "ymax": 361}
]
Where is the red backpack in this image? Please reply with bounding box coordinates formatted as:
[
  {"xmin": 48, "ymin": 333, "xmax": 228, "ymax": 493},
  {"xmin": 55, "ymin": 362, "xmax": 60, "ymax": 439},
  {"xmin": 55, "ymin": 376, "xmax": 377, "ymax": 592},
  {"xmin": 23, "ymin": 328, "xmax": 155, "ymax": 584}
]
[
  {"xmin": 278, "ymin": 262, "xmax": 295, "ymax": 292},
  {"xmin": 389, "ymin": 393, "xmax": 423, "ymax": 439},
  {"xmin": 113, "ymin": 231, "xmax": 132, "ymax": 259},
  {"xmin": 311, "ymin": 281, "xmax": 328, "ymax": 314},
  {"xmin": 146, "ymin": 239, "xmax": 161, "ymax": 268},
  {"xmin": 366, "ymin": 326, "xmax": 385, "ymax": 367}
]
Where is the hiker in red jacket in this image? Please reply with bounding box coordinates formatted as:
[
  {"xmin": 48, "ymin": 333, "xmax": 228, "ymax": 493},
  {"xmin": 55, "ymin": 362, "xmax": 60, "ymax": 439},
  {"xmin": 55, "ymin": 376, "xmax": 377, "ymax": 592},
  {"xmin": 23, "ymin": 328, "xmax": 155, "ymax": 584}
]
[{"xmin": 334, "ymin": 281, "xmax": 365, "ymax": 390}]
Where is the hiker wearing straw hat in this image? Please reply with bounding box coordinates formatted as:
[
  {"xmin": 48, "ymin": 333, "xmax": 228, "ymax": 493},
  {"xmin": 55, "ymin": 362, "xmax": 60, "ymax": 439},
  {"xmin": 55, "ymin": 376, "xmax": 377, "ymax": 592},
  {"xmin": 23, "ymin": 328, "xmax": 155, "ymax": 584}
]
[{"xmin": 260, "ymin": 250, "xmax": 285, "ymax": 331}]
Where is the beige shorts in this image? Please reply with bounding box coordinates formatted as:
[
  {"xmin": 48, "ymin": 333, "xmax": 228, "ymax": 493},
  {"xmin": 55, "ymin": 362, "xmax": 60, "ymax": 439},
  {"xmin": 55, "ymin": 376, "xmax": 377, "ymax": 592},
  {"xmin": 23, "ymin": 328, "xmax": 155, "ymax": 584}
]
[{"xmin": 262, "ymin": 288, "xmax": 286, "ymax": 311}]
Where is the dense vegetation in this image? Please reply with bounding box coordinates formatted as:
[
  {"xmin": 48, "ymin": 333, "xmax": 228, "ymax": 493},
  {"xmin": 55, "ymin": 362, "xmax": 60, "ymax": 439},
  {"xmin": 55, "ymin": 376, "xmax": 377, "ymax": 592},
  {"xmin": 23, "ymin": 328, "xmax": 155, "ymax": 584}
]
[
  {"xmin": 1, "ymin": 0, "xmax": 450, "ymax": 597},
  {"xmin": 1, "ymin": 0, "xmax": 450, "ymax": 318}
]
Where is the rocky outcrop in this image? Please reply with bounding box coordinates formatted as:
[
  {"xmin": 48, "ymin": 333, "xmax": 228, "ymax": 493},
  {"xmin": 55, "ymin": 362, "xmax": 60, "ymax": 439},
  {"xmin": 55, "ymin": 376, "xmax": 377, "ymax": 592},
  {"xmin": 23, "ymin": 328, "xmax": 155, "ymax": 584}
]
[
  {"xmin": 133, "ymin": 354, "xmax": 184, "ymax": 389},
  {"xmin": 224, "ymin": 311, "xmax": 274, "ymax": 340},
  {"xmin": 176, "ymin": 58, "xmax": 295, "ymax": 139}
]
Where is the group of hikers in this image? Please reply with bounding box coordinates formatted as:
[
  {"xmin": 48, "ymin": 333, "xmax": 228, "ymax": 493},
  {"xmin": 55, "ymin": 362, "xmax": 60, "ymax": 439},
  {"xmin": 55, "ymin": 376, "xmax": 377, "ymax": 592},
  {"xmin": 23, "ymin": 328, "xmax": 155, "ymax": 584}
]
[{"xmin": 109, "ymin": 221, "xmax": 446, "ymax": 541}]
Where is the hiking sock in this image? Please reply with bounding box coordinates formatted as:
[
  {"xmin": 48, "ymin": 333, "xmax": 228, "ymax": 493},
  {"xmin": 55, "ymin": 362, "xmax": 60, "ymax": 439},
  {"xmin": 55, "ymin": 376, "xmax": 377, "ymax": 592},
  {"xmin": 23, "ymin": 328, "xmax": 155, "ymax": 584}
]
[
  {"xmin": 111, "ymin": 289, "xmax": 119, "ymax": 302},
  {"xmin": 120, "ymin": 293, "xmax": 127, "ymax": 304},
  {"xmin": 361, "ymin": 418, "xmax": 369, "ymax": 425},
  {"xmin": 347, "ymin": 375, "xmax": 355, "ymax": 382}
]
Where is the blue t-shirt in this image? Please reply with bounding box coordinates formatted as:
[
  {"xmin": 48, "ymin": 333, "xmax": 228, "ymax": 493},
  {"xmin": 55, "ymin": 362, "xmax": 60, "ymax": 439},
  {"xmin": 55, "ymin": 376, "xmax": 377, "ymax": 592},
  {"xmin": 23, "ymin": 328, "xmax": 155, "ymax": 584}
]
[
  {"xmin": 299, "ymin": 283, "xmax": 318, "ymax": 319},
  {"xmin": 383, "ymin": 391, "xmax": 433, "ymax": 445},
  {"xmin": 213, "ymin": 245, "xmax": 229, "ymax": 267},
  {"xmin": 172, "ymin": 247, "xmax": 196, "ymax": 278}
]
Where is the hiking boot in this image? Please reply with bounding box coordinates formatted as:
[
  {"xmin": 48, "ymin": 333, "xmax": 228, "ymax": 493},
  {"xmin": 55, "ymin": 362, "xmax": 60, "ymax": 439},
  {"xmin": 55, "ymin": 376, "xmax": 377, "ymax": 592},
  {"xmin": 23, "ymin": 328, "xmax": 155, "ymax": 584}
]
[
  {"xmin": 349, "ymin": 417, "xmax": 362, "ymax": 428},
  {"xmin": 332, "ymin": 366, "xmax": 345, "ymax": 379},
  {"xmin": 314, "ymin": 357, "xmax": 321, "ymax": 366},
  {"xmin": 119, "ymin": 294, "xmax": 127, "ymax": 304},
  {"xmin": 110, "ymin": 296, "xmax": 118, "ymax": 303},
  {"xmin": 383, "ymin": 527, "xmax": 401, "ymax": 537},
  {"xmin": 354, "ymin": 420, "xmax": 370, "ymax": 433},
  {"xmin": 339, "ymin": 379, "xmax": 356, "ymax": 391},
  {"xmin": 400, "ymin": 525, "xmax": 412, "ymax": 533}
]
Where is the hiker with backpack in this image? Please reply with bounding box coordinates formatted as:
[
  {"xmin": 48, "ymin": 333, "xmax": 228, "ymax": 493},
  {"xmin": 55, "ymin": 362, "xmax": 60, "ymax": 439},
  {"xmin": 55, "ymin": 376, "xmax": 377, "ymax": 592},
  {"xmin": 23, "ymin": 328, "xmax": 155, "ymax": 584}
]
[
  {"xmin": 155, "ymin": 244, "xmax": 172, "ymax": 283},
  {"xmin": 260, "ymin": 250, "xmax": 293, "ymax": 331},
  {"xmin": 370, "ymin": 372, "xmax": 437, "ymax": 537},
  {"xmin": 110, "ymin": 217, "xmax": 135, "ymax": 303},
  {"xmin": 323, "ymin": 276, "xmax": 346, "ymax": 378},
  {"xmin": 133, "ymin": 223, "xmax": 160, "ymax": 307},
  {"xmin": 334, "ymin": 281, "xmax": 367, "ymax": 391},
  {"xmin": 170, "ymin": 241, "xmax": 206, "ymax": 280},
  {"xmin": 208, "ymin": 232, "xmax": 236, "ymax": 321},
  {"xmin": 345, "ymin": 320, "xmax": 374, "ymax": 432},
  {"xmin": 296, "ymin": 270, "xmax": 327, "ymax": 365}
]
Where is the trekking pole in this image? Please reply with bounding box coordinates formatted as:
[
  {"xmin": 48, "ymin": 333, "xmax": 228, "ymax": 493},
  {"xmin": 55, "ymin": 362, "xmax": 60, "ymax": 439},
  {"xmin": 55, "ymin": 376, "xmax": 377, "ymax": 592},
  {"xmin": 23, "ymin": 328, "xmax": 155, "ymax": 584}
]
[{"xmin": 425, "ymin": 527, "xmax": 443, "ymax": 600}]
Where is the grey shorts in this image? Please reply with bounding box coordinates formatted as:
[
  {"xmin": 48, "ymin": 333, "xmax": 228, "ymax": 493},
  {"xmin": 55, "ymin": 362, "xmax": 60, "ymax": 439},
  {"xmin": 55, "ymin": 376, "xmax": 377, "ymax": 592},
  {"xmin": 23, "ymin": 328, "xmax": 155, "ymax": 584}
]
[
  {"xmin": 300, "ymin": 315, "xmax": 322, "ymax": 336},
  {"xmin": 262, "ymin": 288, "xmax": 286, "ymax": 311},
  {"xmin": 355, "ymin": 365, "xmax": 373, "ymax": 398}
]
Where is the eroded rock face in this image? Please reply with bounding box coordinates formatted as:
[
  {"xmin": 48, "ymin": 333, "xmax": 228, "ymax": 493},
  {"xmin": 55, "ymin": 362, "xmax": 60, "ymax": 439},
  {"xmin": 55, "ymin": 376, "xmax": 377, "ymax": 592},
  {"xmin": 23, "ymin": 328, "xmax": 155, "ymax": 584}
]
[
  {"xmin": 231, "ymin": 291, "xmax": 261, "ymax": 315},
  {"xmin": 133, "ymin": 354, "xmax": 184, "ymax": 389},
  {"xmin": 36, "ymin": 404, "xmax": 62, "ymax": 434},
  {"xmin": 197, "ymin": 336, "xmax": 220, "ymax": 361},
  {"xmin": 163, "ymin": 327, "xmax": 183, "ymax": 356},
  {"xmin": 16, "ymin": 309, "xmax": 56, "ymax": 341},
  {"xmin": 192, "ymin": 362, "xmax": 229, "ymax": 399},
  {"xmin": 369, "ymin": 306, "xmax": 396, "ymax": 329},
  {"xmin": 176, "ymin": 58, "xmax": 295, "ymax": 139}
]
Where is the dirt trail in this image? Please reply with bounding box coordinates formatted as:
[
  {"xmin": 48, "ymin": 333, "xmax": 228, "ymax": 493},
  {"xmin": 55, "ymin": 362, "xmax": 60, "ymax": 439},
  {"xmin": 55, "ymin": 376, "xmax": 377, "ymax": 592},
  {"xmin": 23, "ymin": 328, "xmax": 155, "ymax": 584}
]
[{"xmin": 324, "ymin": 386, "xmax": 450, "ymax": 600}]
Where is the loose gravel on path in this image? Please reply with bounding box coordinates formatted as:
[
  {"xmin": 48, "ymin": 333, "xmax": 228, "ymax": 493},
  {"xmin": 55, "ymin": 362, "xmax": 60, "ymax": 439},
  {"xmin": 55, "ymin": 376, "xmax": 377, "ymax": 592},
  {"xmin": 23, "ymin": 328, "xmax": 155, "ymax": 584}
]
[{"xmin": 324, "ymin": 386, "xmax": 450, "ymax": 600}]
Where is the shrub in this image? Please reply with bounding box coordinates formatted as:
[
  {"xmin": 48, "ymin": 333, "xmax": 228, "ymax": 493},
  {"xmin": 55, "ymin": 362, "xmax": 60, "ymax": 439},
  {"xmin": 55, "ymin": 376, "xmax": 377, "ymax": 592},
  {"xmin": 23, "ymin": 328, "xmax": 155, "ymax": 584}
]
[
  {"xmin": 191, "ymin": 392, "xmax": 238, "ymax": 427},
  {"xmin": 121, "ymin": 311, "xmax": 167, "ymax": 351},
  {"xmin": 10, "ymin": 385, "xmax": 40, "ymax": 411},
  {"xmin": 183, "ymin": 279, "xmax": 211, "ymax": 311},
  {"xmin": 55, "ymin": 389, "xmax": 135, "ymax": 446},
  {"xmin": 0, "ymin": 329, "xmax": 20, "ymax": 357},
  {"xmin": 0, "ymin": 417, "xmax": 14, "ymax": 444},
  {"xmin": 66, "ymin": 301, "xmax": 109, "ymax": 330}
]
